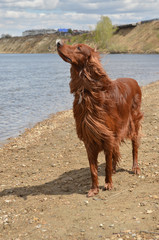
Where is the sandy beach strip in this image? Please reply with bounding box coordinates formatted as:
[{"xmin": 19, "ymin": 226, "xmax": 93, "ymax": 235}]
[{"xmin": 0, "ymin": 80, "xmax": 159, "ymax": 239}]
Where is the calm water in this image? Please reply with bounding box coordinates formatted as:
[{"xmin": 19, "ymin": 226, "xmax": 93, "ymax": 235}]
[{"xmin": 0, "ymin": 53, "xmax": 159, "ymax": 143}]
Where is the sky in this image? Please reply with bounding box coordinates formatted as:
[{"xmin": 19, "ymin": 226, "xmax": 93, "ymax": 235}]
[{"xmin": 0, "ymin": 0, "xmax": 159, "ymax": 37}]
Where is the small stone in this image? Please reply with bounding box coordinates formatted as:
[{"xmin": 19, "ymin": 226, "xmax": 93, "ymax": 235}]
[
  {"xmin": 129, "ymin": 188, "xmax": 133, "ymax": 192},
  {"xmin": 100, "ymin": 213, "xmax": 105, "ymax": 216},
  {"xmin": 99, "ymin": 223, "xmax": 104, "ymax": 227},
  {"xmin": 137, "ymin": 236, "xmax": 142, "ymax": 240},
  {"xmin": 139, "ymin": 175, "xmax": 145, "ymax": 179},
  {"xmin": 139, "ymin": 201, "xmax": 146, "ymax": 206},
  {"xmin": 109, "ymin": 224, "xmax": 114, "ymax": 228},
  {"xmin": 123, "ymin": 230, "xmax": 131, "ymax": 233},
  {"xmin": 5, "ymin": 200, "xmax": 12, "ymax": 203},
  {"xmin": 125, "ymin": 235, "xmax": 130, "ymax": 239},
  {"xmin": 51, "ymin": 164, "xmax": 56, "ymax": 167},
  {"xmin": 93, "ymin": 197, "xmax": 99, "ymax": 201},
  {"xmin": 84, "ymin": 200, "xmax": 89, "ymax": 205},
  {"xmin": 132, "ymin": 234, "xmax": 136, "ymax": 237},
  {"xmin": 146, "ymin": 210, "xmax": 153, "ymax": 214},
  {"xmin": 36, "ymin": 224, "xmax": 41, "ymax": 229},
  {"xmin": 68, "ymin": 233, "xmax": 73, "ymax": 236},
  {"xmin": 156, "ymin": 224, "xmax": 159, "ymax": 230},
  {"xmin": 3, "ymin": 216, "xmax": 9, "ymax": 224},
  {"xmin": 152, "ymin": 195, "xmax": 159, "ymax": 199}
]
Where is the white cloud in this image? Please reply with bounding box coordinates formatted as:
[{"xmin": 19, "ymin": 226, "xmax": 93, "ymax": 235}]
[
  {"xmin": 81, "ymin": 2, "xmax": 99, "ymax": 10},
  {"xmin": 15, "ymin": 0, "xmax": 59, "ymax": 9},
  {"xmin": 0, "ymin": 0, "xmax": 59, "ymax": 9},
  {"xmin": 5, "ymin": 10, "xmax": 37, "ymax": 19}
]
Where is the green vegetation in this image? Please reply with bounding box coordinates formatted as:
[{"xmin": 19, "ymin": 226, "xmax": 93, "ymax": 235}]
[
  {"xmin": 70, "ymin": 32, "xmax": 95, "ymax": 48},
  {"xmin": 108, "ymin": 44, "xmax": 129, "ymax": 53},
  {"xmin": 1, "ymin": 34, "xmax": 12, "ymax": 39},
  {"xmin": 69, "ymin": 16, "xmax": 117, "ymax": 50},
  {"xmin": 94, "ymin": 16, "xmax": 116, "ymax": 49},
  {"xmin": 68, "ymin": 18, "xmax": 159, "ymax": 54}
]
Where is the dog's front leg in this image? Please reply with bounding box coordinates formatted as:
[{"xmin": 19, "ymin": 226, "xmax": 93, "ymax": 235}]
[
  {"xmin": 104, "ymin": 150, "xmax": 113, "ymax": 190},
  {"xmin": 85, "ymin": 144, "xmax": 99, "ymax": 197}
]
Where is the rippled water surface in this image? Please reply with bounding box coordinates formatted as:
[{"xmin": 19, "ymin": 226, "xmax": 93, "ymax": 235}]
[{"xmin": 0, "ymin": 53, "xmax": 159, "ymax": 143}]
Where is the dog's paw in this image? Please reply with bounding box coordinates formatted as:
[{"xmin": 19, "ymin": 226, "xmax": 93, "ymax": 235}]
[
  {"xmin": 103, "ymin": 182, "xmax": 113, "ymax": 191},
  {"xmin": 87, "ymin": 188, "xmax": 99, "ymax": 197},
  {"xmin": 132, "ymin": 166, "xmax": 141, "ymax": 175}
]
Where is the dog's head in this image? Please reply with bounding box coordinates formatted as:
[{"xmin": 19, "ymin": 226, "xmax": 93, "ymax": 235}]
[{"xmin": 56, "ymin": 39, "xmax": 96, "ymax": 68}]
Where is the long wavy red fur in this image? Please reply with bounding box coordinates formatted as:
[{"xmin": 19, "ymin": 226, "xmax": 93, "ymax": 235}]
[{"xmin": 57, "ymin": 41, "xmax": 143, "ymax": 197}]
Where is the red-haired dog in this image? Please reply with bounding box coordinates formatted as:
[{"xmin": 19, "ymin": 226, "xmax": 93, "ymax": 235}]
[{"xmin": 56, "ymin": 40, "xmax": 143, "ymax": 197}]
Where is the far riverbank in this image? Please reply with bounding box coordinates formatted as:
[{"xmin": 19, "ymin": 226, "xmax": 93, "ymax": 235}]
[{"xmin": 0, "ymin": 20, "xmax": 159, "ymax": 54}]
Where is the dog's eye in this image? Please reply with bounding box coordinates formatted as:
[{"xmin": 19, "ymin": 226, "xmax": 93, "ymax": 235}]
[{"xmin": 77, "ymin": 46, "xmax": 81, "ymax": 51}]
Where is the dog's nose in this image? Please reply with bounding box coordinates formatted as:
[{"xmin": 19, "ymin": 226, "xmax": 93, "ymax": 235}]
[{"xmin": 56, "ymin": 39, "xmax": 63, "ymax": 48}]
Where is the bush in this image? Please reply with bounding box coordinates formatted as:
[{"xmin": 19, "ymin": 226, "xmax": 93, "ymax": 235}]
[
  {"xmin": 1, "ymin": 34, "xmax": 12, "ymax": 39},
  {"xmin": 94, "ymin": 16, "xmax": 116, "ymax": 49}
]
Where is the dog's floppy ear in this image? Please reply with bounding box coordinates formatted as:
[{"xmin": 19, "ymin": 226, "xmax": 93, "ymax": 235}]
[{"xmin": 82, "ymin": 45, "xmax": 92, "ymax": 58}]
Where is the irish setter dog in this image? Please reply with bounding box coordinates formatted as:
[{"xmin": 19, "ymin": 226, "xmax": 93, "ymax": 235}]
[{"xmin": 56, "ymin": 40, "xmax": 143, "ymax": 197}]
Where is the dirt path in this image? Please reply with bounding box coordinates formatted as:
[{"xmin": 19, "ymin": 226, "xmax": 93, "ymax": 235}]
[{"xmin": 0, "ymin": 81, "xmax": 159, "ymax": 240}]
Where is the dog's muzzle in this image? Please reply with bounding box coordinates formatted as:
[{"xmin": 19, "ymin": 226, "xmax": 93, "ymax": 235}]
[{"xmin": 56, "ymin": 39, "xmax": 63, "ymax": 48}]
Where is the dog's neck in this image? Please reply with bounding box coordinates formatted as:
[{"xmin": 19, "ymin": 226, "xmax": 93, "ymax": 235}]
[{"xmin": 70, "ymin": 62, "xmax": 112, "ymax": 95}]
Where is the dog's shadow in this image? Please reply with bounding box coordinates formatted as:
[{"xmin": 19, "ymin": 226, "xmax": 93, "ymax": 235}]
[{"xmin": 0, "ymin": 164, "xmax": 133, "ymax": 199}]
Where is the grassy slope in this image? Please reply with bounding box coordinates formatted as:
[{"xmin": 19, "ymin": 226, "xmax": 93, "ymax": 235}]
[
  {"xmin": 70, "ymin": 20, "xmax": 159, "ymax": 53},
  {"xmin": 0, "ymin": 20, "xmax": 159, "ymax": 54},
  {"xmin": 0, "ymin": 34, "xmax": 58, "ymax": 54},
  {"xmin": 109, "ymin": 20, "xmax": 159, "ymax": 53}
]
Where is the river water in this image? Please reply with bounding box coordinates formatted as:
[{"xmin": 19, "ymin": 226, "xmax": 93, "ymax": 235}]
[{"xmin": 0, "ymin": 53, "xmax": 159, "ymax": 143}]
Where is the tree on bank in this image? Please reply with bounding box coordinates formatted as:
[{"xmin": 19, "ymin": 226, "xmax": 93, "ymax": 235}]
[
  {"xmin": 1, "ymin": 34, "xmax": 12, "ymax": 39},
  {"xmin": 94, "ymin": 16, "xmax": 115, "ymax": 49}
]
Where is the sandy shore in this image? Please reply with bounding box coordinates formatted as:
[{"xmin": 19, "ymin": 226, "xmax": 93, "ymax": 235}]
[{"xmin": 0, "ymin": 80, "xmax": 159, "ymax": 240}]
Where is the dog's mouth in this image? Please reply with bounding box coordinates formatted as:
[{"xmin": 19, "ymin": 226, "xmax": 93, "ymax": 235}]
[{"xmin": 57, "ymin": 49, "xmax": 72, "ymax": 64}]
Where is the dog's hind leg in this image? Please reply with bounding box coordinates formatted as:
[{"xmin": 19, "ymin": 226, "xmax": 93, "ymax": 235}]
[
  {"xmin": 104, "ymin": 150, "xmax": 113, "ymax": 190},
  {"xmin": 112, "ymin": 144, "xmax": 120, "ymax": 174},
  {"xmin": 131, "ymin": 109, "xmax": 142, "ymax": 175},
  {"xmin": 131, "ymin": 94, "xmax": 143, "ymax": 175},
  {"xmin": 132, "ymin": 136, "xmax": 140, "ymax": 174}
]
